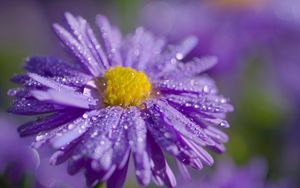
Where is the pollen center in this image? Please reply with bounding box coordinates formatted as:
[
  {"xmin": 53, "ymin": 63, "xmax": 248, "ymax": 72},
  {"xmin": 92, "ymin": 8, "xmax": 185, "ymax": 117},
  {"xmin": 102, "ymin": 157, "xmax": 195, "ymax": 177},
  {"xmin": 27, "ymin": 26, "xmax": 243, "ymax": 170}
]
[{"xmin": 102, "ymin": 66, "xmax": 151, "ymax": 108}]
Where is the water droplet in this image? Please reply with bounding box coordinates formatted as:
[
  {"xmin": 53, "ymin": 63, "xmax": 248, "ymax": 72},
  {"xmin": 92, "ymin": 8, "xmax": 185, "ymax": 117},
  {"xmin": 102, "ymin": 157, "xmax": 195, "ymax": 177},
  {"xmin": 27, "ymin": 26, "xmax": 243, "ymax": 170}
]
[
  {"xmin": 164, "ymin": 132, "xmax": 172, "ymax": 138},
  {"xmin": 219, "ymin": 121, "xmax": 229, "ymax": 128},
  {"xmin": 68, "ymin": 124, "xmax": 75, "ymax": 129},
  {"xmin": 82, "ymin": 114, "xmax": 88, "ymax": 119},
  {"xmin": 176, "ymin": 53, "xmax": 184, "ymax": 60}
]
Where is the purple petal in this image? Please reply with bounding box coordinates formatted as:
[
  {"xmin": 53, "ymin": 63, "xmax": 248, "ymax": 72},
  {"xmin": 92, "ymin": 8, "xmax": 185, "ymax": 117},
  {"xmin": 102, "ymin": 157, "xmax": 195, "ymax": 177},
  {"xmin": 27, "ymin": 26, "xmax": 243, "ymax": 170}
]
[
  {"xmin": 96, "ymin": 15, "xmax": 122, "ymax": 66},
  {"xmin": 53, "ymin": 22, "xmax": 101, "ymax": 76},
  {"xmin": 50, "ymin": 138, "xmax": 80, "ymax": 165},
  {"xmin": 146, "ymin": 99, "xmax": 214, "ymax": 146},
  {"xmin": 8, "ymin": 97, "xmax": 63, "ymax": 115},
  {"xmin": 146, "ymin": 36, "xmax": 197, "ymax": 78},
  {"xmin": 135, "ymin": 35, "xmax": 165, "ymax": 71},
  {"xmin": 85, "ymin": 165, "xmax": 116, "ymax": 187},
  {"xmin": 72, "ymin": 107, "xmax": 124, "ymax": 171},
  {"xmin": 82, "ymin": 17, "xmax": 110, "ymax": 69},
  {"xmin": 107, "ymin": 155, "xmax": 130, "ymax": 188},
  {"xmin": 49, "ymin": 115, "xmax": 92, "ymax": 149},
  {"xmin": 147, "ymin": 134, "xmax": 177, "ymax": 187},
  {"xmin": 31, "ymin": 89, "xmax": 97, "ymax": 109},
  {"xmin": 163, "ymin": 56, "xmax": 218, "ymax": 79},
  {"xmin": 164, "ymin": 93, "xmax": 232, "ymax": 116},
  {"xmin": 32, "ymin": 111, "xmax": 96, "ymax": 149},
  {"xmin": 121, "ymin": 107, "xmax": 151, "ymax": 186},
  {"xmin": 18, "ymin": 109, "xmax": 84, "ymax": 136},
  {"xmin": 176, "ymin": 160, "xmax": 191, "ymax": 181},
  {"xmin": 7, "ymin": 88, "xmax": 31, "ymax": 98},
  {"xmin": 28, "ymin": 73, "xmax": 75, "ymax": 91},
  {"xmin": 122, "ymin": 27, "xmax": 165, "ymax": 71},
  {"xmin": 205, "ymin": 126, "xmax": 229, "ymax": 143},
  {"xmin": 154, "ymin": 77, "xmax": 218, "ymax": 95},
  {"xmin": 51, "ymin": 75, "xmax": 90, "ymax": 88},
  {"xmin": 23, "ymin": 56, "xmax": 86, "ymax": 77},
  {"xmin": 11, "ymin": 74, "xmax": 45, "ymax": 89},
  {"xmin": 172, "ymin": 36, "xmax": 198, "ymax": 61},
  {"xmin": 144, "ymin": 112, "xmax": 201, "ymax": 168},
  {"xmin": 182, "ymin": 137, "xmax": 214, "ymax": 166},
  {"xmin": 68, "ymin": 157, "xmax": 85, "ymax": 175},
  {"xmin": 64, "ymin": 13, "xmax": 108, "ymax": 74},
  {"xmin": 201, "ymin": 117, "xmax": 230, "ymax": 128}
]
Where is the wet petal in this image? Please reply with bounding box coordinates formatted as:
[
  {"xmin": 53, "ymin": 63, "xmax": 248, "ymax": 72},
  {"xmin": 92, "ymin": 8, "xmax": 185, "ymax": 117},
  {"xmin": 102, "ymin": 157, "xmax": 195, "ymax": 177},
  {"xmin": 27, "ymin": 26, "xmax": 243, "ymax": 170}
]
[
  {"xmin": 8, "ymin": 97, "xmax": 64, "ymax": 115},
  {"xmin": 122, "ymin": 27, "xmax": 165, "ymax": 71},
  {"xmin": 107, "ymin": 155, "xmax": 130, "ymax": 188},
  {"xmin": 28, "ymin": 73, "xmax": 75, "ymax": 91},
  {"xmin": 53, "ymin": 21, "xmax": 103, "ymax": 76},
  {"xmin": 147, "ymin": 134, "xmax": 177, "ymax": 187},
  {"xmin": 96, "ymin": 15, "xmax": 122, "ymax": 66},
  {"xmin": 121, "ymin": 107, "xmax": 151, "ymax": 185},
  {"xmin": 145, "ymin": 112, "xmax": 201, "ymax": 168},
  {"xmin": 24, "ymin": 56, "xmax": 87, "ymax": 77},
  {"xmin": 146, "ymin": 99, "xmax": 213, "ymax": 145},
  {"xmin": 147, "ymin": 36, "xmax": 197, "ymax": 78},
  {"xmin": 154, "ymin": 77, "xmax": 218, "ymax": 95},
  {"xmin": 18, "ymin": 109, "xmax": 84, "ymax": 137},
  {"xmin": 163, "ymin": 56, "xmax": 218, "ymax": 79},
  {"xmin": 31, "ymin": 89, "xmax": 97, "ymax": 109},
  {"xmin": 176, "ymin": 160, "xmax": 191, "ymax": 180},
  {"xmin": 72, "ymin": 107, "xmax": 124, "ymax": 171}
]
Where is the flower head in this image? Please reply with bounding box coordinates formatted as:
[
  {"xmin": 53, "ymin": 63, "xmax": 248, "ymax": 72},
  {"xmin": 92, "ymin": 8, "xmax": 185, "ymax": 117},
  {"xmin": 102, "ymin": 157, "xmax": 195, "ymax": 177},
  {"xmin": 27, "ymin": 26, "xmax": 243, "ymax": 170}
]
[{"xmin": 8, "ymin": 12, "xmax": 233, "ymax": 187}]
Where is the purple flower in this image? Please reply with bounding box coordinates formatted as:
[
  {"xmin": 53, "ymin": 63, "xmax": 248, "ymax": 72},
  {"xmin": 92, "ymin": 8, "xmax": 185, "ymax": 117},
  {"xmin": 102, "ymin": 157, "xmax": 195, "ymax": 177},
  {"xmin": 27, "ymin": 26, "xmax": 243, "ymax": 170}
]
[
  {"xmin": 0, "ymin": 116, "xmax": 37, "ymax": 187},
  {"xmin": 141, "ymin": 0, "xmax": 300, "ymax": 79},
  {"xmin": 0, "ymin": 115, "xmax": 86, "ymax": 188},
  {"xmin": 141, "ymin": 1, "xmax": 255, "ymax": 74},
  {"xmin": 181, "ymin": 158, "xmax": 295, "ymax": 188},
  {"xmin": 8, "ymin": 13, "xmax": 233, "ymax": 187}
]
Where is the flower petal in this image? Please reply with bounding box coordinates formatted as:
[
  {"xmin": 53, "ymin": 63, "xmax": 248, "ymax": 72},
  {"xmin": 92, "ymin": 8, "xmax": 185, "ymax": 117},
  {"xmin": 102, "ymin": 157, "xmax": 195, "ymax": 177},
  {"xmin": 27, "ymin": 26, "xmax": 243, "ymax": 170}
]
[
  {"xmin": 31, "ymin": 89, "xmax": 97, "ymax": 109},
  {"xmin": 154, "ymin": 77, "xmax": 218, "ymax": 95},
  {"xmin": 24, "ymin": 56, "xmax": 87, "ymax": 77},
  {"xmin": 176, "ymin": 160, "xmax": 191, "ymax": 181},
  {"xmin": 72, "ymin": 107, "xmax": 124, "ymax": 171},
  {"xmin": 107, "ymin": 155, "xmax": 130, "ymax": 188},
  {"xmin": 53, "ymin": 22, "xmax": 102, "ymax": 76},
  {"xmin": 147, "ymin": 36, "xmax": 197, "ymax": 78},
  {"xmin": 18, "ymin": 109, "xmax": 84, "ymax": 137},
  {"xmin": 28, "ymin": 73, "xmax": 75, "ymax": 91},
  {"xmin": 172, "ymin": 36, "xmax": 198, "ymax": 61},
  {"xmin": 145, "ymin": 111, "xmax": 204, "ymax": 169},
  {"xmin": 64, "ymin": 13, "xmax": 109, "ymax": 73},
  {"xmin": 147, "ymin": 134, "xmax": 177, "ymax": 187},
  {"xmin": 121, "ymin": 107, "xmax": 151, "ymax": 186},
  {"xmin": 163, "ymin": 56, "xmax": 218, "ymax": 79},
  {"xmin": 146, "ymin": 99, "xmax": 213, "ymax": 145},
  {"xmin": 122, "ymin": 27, "xmax": 165, "ymax": 71},
  {"xmin": 96, "ymin": 15, "xmax": 122, "ymax": 66},
  {"xmin": 8, "ymin": 97, "xmax": 63, "ymax": 115}
]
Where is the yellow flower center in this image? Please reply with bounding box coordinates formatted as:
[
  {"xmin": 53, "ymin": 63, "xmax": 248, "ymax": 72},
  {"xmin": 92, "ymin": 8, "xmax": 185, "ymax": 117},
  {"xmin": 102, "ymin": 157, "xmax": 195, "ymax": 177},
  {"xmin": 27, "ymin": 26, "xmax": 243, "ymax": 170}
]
[{"xmin": 102, "ymin": 66, "xmax": 151, "ymax": 108}]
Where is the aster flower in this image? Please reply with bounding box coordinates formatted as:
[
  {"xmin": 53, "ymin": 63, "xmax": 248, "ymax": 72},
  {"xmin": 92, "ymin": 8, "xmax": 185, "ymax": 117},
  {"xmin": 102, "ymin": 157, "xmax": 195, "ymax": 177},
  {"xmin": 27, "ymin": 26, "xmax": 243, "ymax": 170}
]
[
  {"xmin": 8, "ymin": 12, "xmax": 233, "ymax": 187},
  {"xmin": 0, "ymin": 116, "xmax": 37, "ymax": 188},
  {"xmin": 141, "ymin": 0, "xmax": 294, "ymax": 75},
  {"xmin": 0, "ymin": 116, "xmax": 86, "ymax": 188},
  {"xmin": 180, "ymin": 158, "xmax": 295, "ymax": 188}
]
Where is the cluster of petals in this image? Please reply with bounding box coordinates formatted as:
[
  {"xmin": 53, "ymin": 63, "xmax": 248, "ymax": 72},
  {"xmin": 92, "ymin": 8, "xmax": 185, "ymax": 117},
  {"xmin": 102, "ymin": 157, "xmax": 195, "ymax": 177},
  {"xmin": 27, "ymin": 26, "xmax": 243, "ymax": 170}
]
[{"xmin": 8, "ymin": 12, "xmax": 233, "ymax": 187}]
